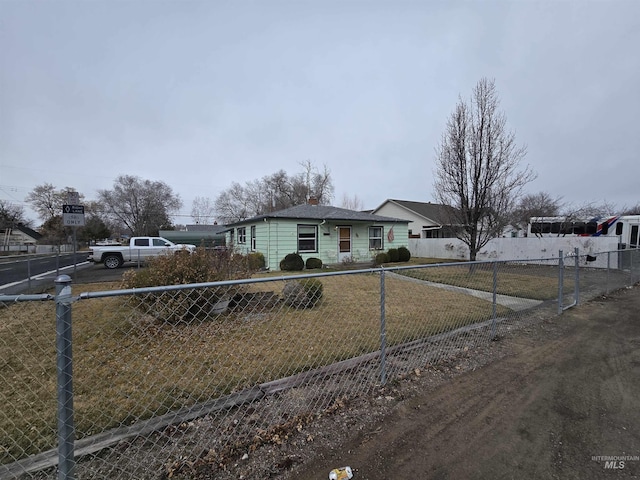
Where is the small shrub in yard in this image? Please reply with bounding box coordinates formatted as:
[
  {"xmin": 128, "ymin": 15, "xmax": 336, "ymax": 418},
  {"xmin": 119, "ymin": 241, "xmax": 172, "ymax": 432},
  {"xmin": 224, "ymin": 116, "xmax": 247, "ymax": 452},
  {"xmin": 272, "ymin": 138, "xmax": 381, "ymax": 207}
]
[
  {"xmin": 374, "ymin": 252, "xmax": 389, "ymax": 265},
  {"xmin": 121, "ymin": 247, "xmax": 250, "ymax": 323},
  {"xmin": 305, "ymin": 257, "xmax": 323, "ymax": 269},
  {"xmin": 387, "ymin": 248, "xmax": 399, "ymax": 262},
  {"xmin": 283, "ymin": 278, "xmax": 323, "ymax": 308},
  {"xmin": 398, "ymin": 246, "xmax": 411, "ymax": 262},
  {"xmin": 280, "ymin": 252, "xmax": 304, "ymax": 271},
  {"xmin": 303, "ymin": 278, "xmax": 324, "ymax": 305},
  {"xmin": 341, "ymin": 255, "xmax": 354, "ymax": 265},
  {"xmin": 247, "ymin": 252, "xmax": 266, "ymax": 271}
]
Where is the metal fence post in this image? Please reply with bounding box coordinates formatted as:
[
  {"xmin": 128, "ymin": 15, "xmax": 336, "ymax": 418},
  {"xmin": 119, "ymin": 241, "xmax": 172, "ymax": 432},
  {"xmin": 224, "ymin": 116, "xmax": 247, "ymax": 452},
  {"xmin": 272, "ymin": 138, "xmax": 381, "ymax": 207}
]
[
  {"xmin": 55, "ymin": 275, "xmax": 75, "ymax": 480},
  {"xmin": 558, "ymin": 250, "xmax": 564, "ymax": 315},
  {"xmin": 379, "ymin": 268, "xmax": 387, "ymax": 386},
  {"xmin": 574, "ymin": 247, "xmax": 580, "ymax": 306},
  {"xmin": 491, "ymin": 262, "xmax": 497, "ymax": 339},
  {"xmin": 606, "ymin": 251, "xmax": 611, "ymax": 295}
]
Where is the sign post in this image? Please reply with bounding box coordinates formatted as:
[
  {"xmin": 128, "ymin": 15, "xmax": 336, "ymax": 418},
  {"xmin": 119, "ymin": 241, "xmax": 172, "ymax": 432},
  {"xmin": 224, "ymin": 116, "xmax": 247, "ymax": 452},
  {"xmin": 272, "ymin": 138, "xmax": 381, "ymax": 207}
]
[{"xmin": 63, "ymin": 201, "xmax": 85, "ymax": 279}]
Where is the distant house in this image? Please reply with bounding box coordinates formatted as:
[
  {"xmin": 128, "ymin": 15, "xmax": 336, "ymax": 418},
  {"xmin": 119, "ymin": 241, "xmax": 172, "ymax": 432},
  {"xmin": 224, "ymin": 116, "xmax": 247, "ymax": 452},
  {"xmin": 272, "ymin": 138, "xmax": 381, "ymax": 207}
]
[
  {"xmin": 1, "ymin": 225, "xmax": 42, "ymax": 253},
  {"xmin": 160, "ymin": 224, "xmax": 230, "ymax": 249},
  {"xmin": 371, "ymin": 199, "xmax": 459, "ymax": 238},
  {"xmin": 226, "ymin": 201, "xmax": 410, "ymax": 270}
]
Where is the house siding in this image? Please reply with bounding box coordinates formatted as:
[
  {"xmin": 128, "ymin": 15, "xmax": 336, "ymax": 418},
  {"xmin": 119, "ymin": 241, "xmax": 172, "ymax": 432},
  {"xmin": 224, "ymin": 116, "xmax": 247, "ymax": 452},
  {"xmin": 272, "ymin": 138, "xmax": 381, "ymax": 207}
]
[
  {"xmin": 373, "ymin": 200, "xmax": 462, "ymax": 239},
  {"xmin": 373, "ymin": 202, "xmax": 431, "ymax": 237},
  {"xmin": 230, "ymin": 219, "xmax": 408, "ymax": 270}
]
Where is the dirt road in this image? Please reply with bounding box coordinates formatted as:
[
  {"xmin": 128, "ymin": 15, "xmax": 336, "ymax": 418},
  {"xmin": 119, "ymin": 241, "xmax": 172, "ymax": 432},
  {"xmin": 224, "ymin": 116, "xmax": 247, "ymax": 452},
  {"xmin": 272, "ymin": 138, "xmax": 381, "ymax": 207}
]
[{"xmin": 291, "ymin": 286, "xmax": 640, "ymax": 479}]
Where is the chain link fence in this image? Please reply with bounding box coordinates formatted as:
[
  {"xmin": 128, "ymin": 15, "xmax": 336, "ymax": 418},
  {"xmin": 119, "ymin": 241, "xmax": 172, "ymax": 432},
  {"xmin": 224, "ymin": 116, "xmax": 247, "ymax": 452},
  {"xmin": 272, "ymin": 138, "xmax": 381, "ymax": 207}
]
[{"xmin": 1, "ymin": 248, "xmax": 639, "ymax": 479}]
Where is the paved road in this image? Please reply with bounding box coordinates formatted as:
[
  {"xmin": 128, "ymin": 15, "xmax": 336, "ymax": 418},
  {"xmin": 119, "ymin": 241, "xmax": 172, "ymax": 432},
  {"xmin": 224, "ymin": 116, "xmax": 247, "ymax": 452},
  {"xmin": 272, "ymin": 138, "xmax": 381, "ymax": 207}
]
[{"xmin": 0, "ymin": 254, "xmax": 132, "ymax": 295}]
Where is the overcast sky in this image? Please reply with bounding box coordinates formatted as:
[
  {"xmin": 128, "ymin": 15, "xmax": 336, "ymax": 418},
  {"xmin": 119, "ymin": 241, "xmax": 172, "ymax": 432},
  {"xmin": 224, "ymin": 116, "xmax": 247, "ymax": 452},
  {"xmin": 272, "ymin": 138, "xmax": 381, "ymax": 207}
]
[{"xmin": 1, "ymin": 0, "xmax": 639, "ymax": 225}]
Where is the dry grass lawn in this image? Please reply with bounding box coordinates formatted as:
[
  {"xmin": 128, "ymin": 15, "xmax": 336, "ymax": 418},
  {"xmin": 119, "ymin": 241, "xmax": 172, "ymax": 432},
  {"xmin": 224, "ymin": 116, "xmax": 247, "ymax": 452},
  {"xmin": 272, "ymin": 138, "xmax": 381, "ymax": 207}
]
[{"xmin": 1, "ymin": 263, "xmax": 560, "ymax": 464}]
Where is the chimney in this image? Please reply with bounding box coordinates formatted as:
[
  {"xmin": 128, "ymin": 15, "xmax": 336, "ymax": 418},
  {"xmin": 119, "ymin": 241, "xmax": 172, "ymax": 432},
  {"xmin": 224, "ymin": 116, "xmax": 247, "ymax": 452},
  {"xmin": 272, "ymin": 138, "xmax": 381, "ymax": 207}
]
[{"xmin": 308, "ymin": 197, "xmax": 319, "ymax": 206}]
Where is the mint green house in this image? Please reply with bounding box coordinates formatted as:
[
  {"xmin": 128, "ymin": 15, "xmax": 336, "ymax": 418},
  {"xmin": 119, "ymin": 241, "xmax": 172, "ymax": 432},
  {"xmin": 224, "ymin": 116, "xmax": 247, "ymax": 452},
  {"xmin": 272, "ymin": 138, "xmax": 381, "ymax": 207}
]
[{"xmin": 226, "ymin": 204, "xmax": 410, "ymax": 271}]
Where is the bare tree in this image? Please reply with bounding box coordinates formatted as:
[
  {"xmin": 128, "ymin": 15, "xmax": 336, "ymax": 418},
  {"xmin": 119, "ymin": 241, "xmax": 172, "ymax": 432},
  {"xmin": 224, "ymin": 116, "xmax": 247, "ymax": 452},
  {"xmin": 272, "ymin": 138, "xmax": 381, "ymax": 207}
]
[
  {"xmin": 191, "ymin": 196, "xmax": 217, "ymax": 225},
  {"xmin": 311, "ymin": 164, "xmax": 334, "ymax": 204},
  {"xmin": 0, "ymin": 200, "xmax": 29, "ymax": 228},
  {"xmin": 97, "ymin": 175, "xmax": 182, "ymax": 236},
  {"xmin": 511, "ymin": 192, "xmax": 563, "ymax": 229},
  {"xmin": 434, "ymin": 78, "xmax": 535, "ymax": 260},
  {"xmin": 340, "ymin": 193, "xmax": 365, "ymax": 211},
  {"xmin": 26, "ymin": 183, "xmax": 58, "ymax": 221},
  {"xmin": 214, "ymin": 163, "xmax": 334, "ymax": 224},
  {"xmin": 621, "ymin": 203, "xmax": 640, "ymax": 215},
  {"xmin": 26, "ymin": 184, "xmax": 84, "ymax": 223},
  {"xmin": 296, "ymin": 160, "xmax": 334, "ymax": 205},
  {"xmin": 214, "ymin": 182, "xmax": 254, "ymax": 225}
]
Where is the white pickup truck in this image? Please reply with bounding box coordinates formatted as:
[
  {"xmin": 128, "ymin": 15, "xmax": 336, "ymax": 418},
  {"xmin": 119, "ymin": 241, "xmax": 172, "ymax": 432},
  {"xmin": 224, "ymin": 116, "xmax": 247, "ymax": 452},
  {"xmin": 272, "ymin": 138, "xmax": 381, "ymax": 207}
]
[{"xmin": 88, "ymin": 236, "xmax": 197, "ymax": 269}]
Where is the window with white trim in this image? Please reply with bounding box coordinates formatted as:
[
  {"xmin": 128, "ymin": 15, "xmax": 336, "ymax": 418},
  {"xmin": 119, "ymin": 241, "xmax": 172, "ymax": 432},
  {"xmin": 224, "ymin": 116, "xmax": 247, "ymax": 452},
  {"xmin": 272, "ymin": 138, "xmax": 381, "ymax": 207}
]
[
  {"xmin": 297, "ymin": 224, "xmax": 318, "ymax": 252},
  {"xmin": 369, "ymin": 226, "xmax": 383, "ymax": 250},
  {"xmin": 237, "ymin": 227, "xmax": 246, "ymax": 244},
  {"xmin": 250, "ymin": 225, "xmax": 256, "ymax": 250}
]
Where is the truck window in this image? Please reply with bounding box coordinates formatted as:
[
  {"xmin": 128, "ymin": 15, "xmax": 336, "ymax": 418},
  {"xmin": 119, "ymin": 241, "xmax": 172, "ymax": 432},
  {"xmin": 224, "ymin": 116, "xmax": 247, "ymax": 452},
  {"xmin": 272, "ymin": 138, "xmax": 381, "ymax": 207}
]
[
  {"xmin": 134, "ymin": 238, "xmax": 150, "ymax": 247},
  {"xmin": 153, "ymin": 238, "xmax": 167, "ymax": 246}
]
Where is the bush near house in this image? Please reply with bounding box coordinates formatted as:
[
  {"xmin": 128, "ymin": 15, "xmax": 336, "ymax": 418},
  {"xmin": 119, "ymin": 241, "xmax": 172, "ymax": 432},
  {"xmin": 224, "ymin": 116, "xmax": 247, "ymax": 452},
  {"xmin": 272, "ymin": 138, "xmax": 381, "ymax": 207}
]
[
  {"xmin": 374, "ymin": 252, "xmax": 390, "ymax": 265},
  {"xmin": 280, "ymin": 253, "xmax": 305, "ymax": 271},
  {"xmin": 305, "ymin": 257, "xmax": 323, "ymax": 269},
  {"xmin": 247, "ymin": 252, "xmax": 266, "ymax": 271},
  {"xmin": 377, "ymin": 247, "xmax": 410, "ymax": 264},
  {"xmin": 398, "ymin": 246, "xmax": 411, "ymax": 262}
]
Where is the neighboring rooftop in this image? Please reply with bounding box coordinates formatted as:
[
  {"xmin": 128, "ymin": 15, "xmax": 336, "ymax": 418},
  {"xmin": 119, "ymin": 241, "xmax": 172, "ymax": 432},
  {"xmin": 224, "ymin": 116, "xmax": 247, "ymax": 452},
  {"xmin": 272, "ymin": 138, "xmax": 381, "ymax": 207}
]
[
  {"xmin": 374, "ymin": 199, "xmax": 459, "ymax": 224},
  {"xmin": 227, "ymin": 204, "xmax": 409, "ymax": 226}
]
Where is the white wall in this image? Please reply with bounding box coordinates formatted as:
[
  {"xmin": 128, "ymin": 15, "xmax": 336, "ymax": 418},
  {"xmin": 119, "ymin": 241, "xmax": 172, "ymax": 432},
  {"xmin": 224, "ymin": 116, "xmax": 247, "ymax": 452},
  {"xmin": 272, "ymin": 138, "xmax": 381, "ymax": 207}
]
[
  {"xmin": 408, "ymin": 237, "xmax": 621, "ymax": 268},
  {"xmin": 35, "ymin": 244, "xmax": 75, "ymax": 254}
]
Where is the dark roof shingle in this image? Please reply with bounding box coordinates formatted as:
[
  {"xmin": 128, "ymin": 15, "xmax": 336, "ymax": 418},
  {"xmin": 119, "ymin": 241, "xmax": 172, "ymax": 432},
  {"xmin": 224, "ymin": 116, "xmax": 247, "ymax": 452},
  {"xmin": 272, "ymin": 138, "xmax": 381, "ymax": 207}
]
[{"xmin": 381, "ymin": 200, "xmax": 459, "ymax": 224}]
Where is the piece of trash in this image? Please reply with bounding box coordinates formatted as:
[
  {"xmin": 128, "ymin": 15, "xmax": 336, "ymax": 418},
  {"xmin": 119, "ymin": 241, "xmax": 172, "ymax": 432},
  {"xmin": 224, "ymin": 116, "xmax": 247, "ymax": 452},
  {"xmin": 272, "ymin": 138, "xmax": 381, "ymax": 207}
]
[{"xmin": 329, "ymin": 466, "xmax": 353, "ymax": 480}]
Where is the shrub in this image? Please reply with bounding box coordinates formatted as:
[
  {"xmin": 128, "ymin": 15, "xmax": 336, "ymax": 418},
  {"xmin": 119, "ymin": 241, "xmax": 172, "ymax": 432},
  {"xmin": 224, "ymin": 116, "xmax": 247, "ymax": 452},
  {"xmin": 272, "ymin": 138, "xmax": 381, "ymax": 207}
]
[
  {"xmin": 374, "ymin": 252, "xmax": 389, "ymax": 265},
  {"xmin": 247, "ymin": 252, "xmax": 266, "ymax": 271},
  {"xmin": 280, "ymin": 252, "xmax": 304, "ymax": 271},
  {"xmin": 305, "ymin": 257, "xmax": 323, "ymax": 269},
  {"xmin": 398, "ymin": 246, "xmax": 411, "ymax": 262},
  {"xmin": 283, "ymin": 278, "xmax": 323, "ymax": 308},
  {"xmin": 341, "ymin": 255, "xmax": 354, "ymax": 265},
  {"xmin": 121, "ymin": 247, "xmax": 250, "ymax": 323},
  {"xmin": 387, "ymin": 248, "xmax": 399, "ymax": 262}
]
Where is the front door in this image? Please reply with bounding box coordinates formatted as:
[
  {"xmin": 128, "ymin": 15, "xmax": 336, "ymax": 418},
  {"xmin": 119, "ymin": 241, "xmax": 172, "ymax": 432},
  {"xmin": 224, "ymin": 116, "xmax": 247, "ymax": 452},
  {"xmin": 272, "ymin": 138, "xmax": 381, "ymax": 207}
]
[{"xmin": 338, "ymin": 226, "xmax": 352, "ymax": 262}]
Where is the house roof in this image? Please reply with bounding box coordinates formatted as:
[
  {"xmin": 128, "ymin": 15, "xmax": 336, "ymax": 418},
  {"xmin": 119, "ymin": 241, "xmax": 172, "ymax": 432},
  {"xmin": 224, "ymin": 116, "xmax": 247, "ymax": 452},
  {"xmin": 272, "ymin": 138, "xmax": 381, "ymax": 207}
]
[
  {"xmin": 373, "ymin": 199, "xmax": 458, "ymax": 225},
  {"xmin": 14, "ymin": 225, "xmax": 43, "ymax": 241},
  {"xmin": 227, "ymin": 204, "xmax": 410, "ymax": 227},
  {"xmin": 184, "ymin": 224, "xmax": 230, "ymax": 234}
]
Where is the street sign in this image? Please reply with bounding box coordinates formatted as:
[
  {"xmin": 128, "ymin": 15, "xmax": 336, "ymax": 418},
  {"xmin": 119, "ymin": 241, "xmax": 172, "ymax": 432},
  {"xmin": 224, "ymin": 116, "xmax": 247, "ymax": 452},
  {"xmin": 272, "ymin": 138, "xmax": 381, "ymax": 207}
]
[
  {"xmin": 63, "ymin": 204, "xmax": 85, "ymax": 226},
  {"xmin": 67, "ymin": 191, "xmax": 80, "ymax": 205}
]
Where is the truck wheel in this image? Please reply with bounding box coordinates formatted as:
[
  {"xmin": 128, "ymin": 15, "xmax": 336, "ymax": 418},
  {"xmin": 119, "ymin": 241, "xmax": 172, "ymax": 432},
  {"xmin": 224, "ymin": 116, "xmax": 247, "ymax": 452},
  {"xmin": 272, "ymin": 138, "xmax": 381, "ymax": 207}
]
[{"xmin": 104, "ymin": 254, "xmax": 123, "ymax": 269}]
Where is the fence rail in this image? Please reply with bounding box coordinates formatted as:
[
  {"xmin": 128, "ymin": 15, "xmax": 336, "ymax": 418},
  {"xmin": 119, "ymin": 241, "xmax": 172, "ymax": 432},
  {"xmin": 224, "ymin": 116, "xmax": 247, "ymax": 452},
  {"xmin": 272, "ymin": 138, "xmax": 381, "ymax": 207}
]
[{"xmin": 1, "ymin": 248, "xmax": 639, "ymax": 479}]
